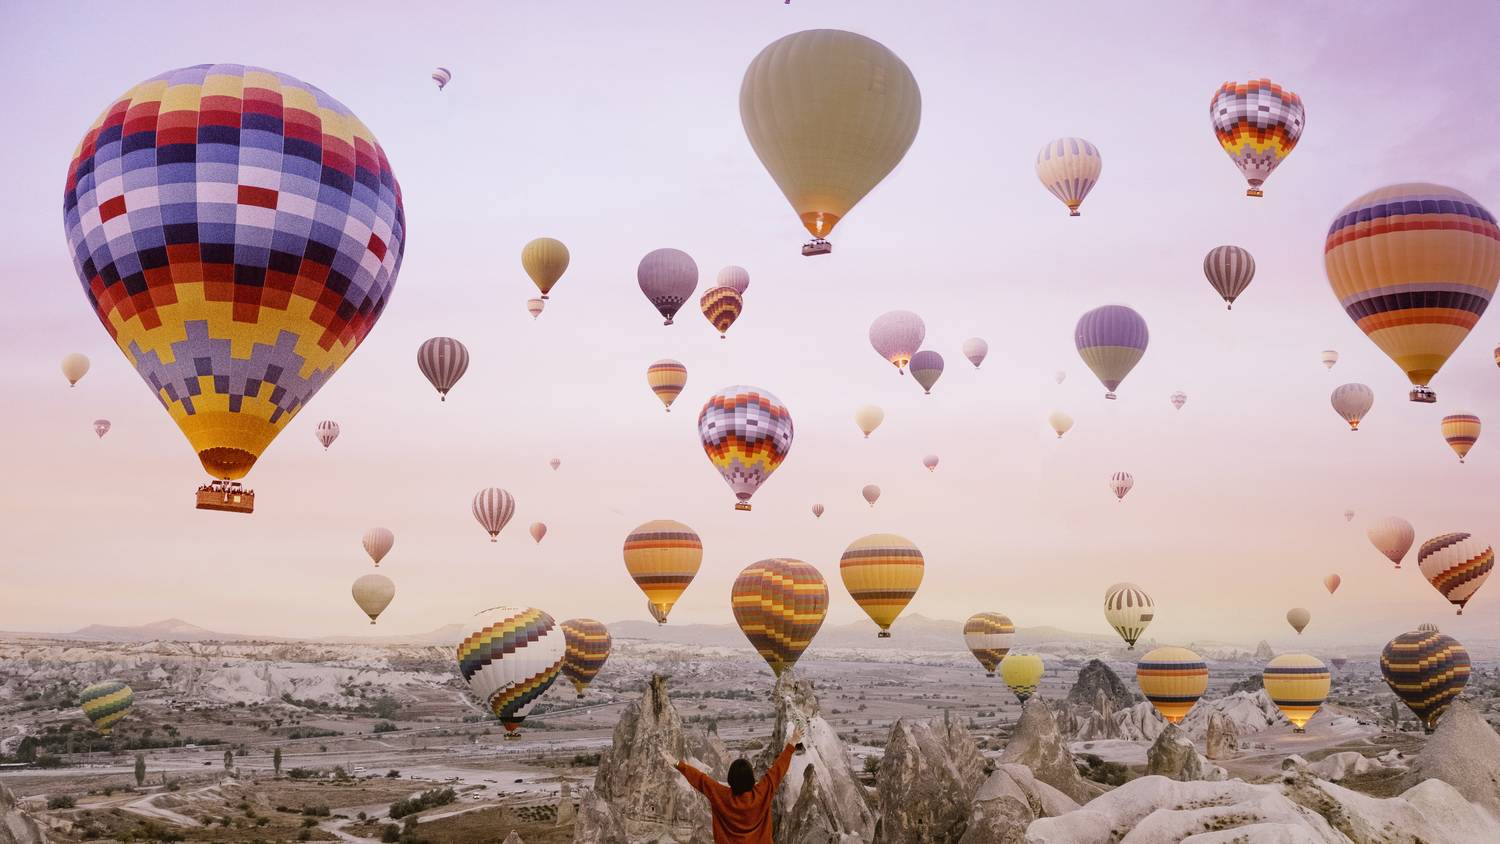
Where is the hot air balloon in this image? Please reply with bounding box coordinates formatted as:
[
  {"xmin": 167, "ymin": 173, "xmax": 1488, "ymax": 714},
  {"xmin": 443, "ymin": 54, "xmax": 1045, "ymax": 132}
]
[
  {"xmin": 352, "ymin": 573, "xmax": 395, "ymax": 624},
  {"xmin": 840, "ymin": 533, "xmax": 923, "ymax": 638},
  {"xmin": 855, "ymin": 405, "xmax": 885, "ymax": 438},
  {"xmin": 1104, "ymin": 583, "xmax": 1154, "ymax": 649},
  {"xmin": 638, "ymin": 248, "xmax": 698, "ymax": 325},
  {"xmin": 1035, "ymin": 137, "xmax": 1101, "ymax": 217},
  {"xmin": 473, "ymin": 488, "xmax": 516, "ymax": 542},
  {"xmin": 93, "ymin": 419, "xmax": 110, "ymax": 438},
  {"xmin": 811, "ymin": 503, "xmax": 824, "ymax": 518},
  {"xmin": 315, "ymin": 420, "xmax": 340, "ymax": 450},
  {"xmin": 65, "ymin": 66, "xmax": 405, "ymax": 512},
  {"xmin": 647, "ymin": 359, "xmax": 688, "ymax": 412},
  {"xmin": 527, "ymin": 298, "xmax": 545, "ymax": 318},
  {"xmin": 869, "ymin": 311, "xmax": 926, "ymax": 373},
  {"xmin": 922, "ymin": 454, "xmax": 939, "ymax": 472},
  {"xmin": 431, "ymin": 67, "xmax": 452, "ymax": 90},
  {"xmin": 1343, "ymin": 509, "xmax": 1355, "ymax": 523},
  {"xmin": 1136, "ymin": 646, "xmax": 1208, "ymax": 724},
  {"xmin": 1418, "ymin": 622, "xmax": 1439, "ymax": 633},
  {"xmin": 1263, "ymin": 654, "xmax": 1330, "ymax": 732},
  {"xmin": 1203, "ymin": 245, "xmax": 1255, "ymax": 309},
  {"xmin": 1209, "ymin": 79, "xmax": 1304, "ymax": 197},
  {"xmin": 1170, "ymin": 391, "xmax": 1187, "ymax": 411},
  {"xmin": 718, "ymin": 266, "xmax": 750, "ymax": 295},
  {"xmin": 1053, "ymin": 370, "xmax": 1067, "ymax": 384},
  {"xmin": 456, "ymin": 606, "xmax": 565, "ymax": 736},
  {"xmin": 962, "ymin": 338, "xmax": 988, "ymax": 369},
  {"xmin": 1321, "ymin": 350, "xmax": 1339, "ymax": 371},
  {"xmin": 698, "ymin": 386, "xmax": 794, "ymax": 511},
  {"xmin": 1381, "ymin": 628, "xmax": 1470, "ymax": 730},
  {"xmin": 1325, "ymin": 184, "xmax": 1500, "ymax": 403},
  {"xmin": 521, "ymin": 237, "xmax": 569, "ymax": 300},
  {"xmin": 1108, "ymin": 471, "xmax": 1134, "ymax": 502},
  {"xmin": 560, "ymin": 618, "xmax": 612, "ymax": 699},
  {"xmin": 1330, "ymin": 656, "xmax": 1348, "ymax": 671},
  {"xmin": 732, "ymin": 558, "xmax": 829, "ymax": 677},
  {"xmin": 1001, "ymin": 654, "xmax": 1045, "ymax": 704},
  {"xmin": 363, "ymin": 527, "xmax": 395, "ymax": 567},
  {"xmin": 740, "ymin": 29, "xmax": 920, "ymax": 255},
  {"xmin": 1048, "ymin": 411, "xmax": 1073, "ymax": 439},
  {"xmin": 647, "ymin": 601, "xmax": 668, "ymax": 624},
  {"xmin": 1076, "ymin": 305, "xmax": 1148, "ymax": 399},
  {"xmin": 418, "ymin": 337, "xmax": 470, "ymax": 401},
  {"xmin": 1441, "ymin": 414, "xmax": 1481, "ymax": 463},
  {"xmin": 529, "ymin": 522, "xmax": 547, "ymax": 544},
  {"xmin": 1330, "ymin": 383, "xmax": 1373, "ymax": 431},
  {"xmin": 963, "ymin": 612, "xmax": 1015, "ymax": 676},
  {"xmin": 549, "ymin": 458, "xmax": 561, "ymax": 471},
  {"xmin": 624, "ymin": 520, "xmax": 702, "ymax": 623},
  {"xmin": 61, "ymin": 353, "xmax": 89, "ymax": 387},
  {"xmin": 700, "ymin": 286, "xmax": 744, "ymax": 338},
  {"xmin": 1368, "ymin": 516, "xmax": 1415, "ymax": 569},
  {"xmin": 861, "ymin": 484, "xmax": 881, "ymax": 507},
  {"xmin": 1286, "ymin": 607, "xmax": 1310, "ymax": 634},
  {"xmin": 1417, "ymin": 533, "xmax": 1493, "ymax": 614},
  {"xmin": 909, "ymin": 350, "xmax": 944, "ymax": 395},
  {"xmin": 79, "ymin": 680, "xmax": 133, "ymax": 735},
  {"xmin": 1323, "ymin": 574, "xmax": 1341, "ymax": 594}
]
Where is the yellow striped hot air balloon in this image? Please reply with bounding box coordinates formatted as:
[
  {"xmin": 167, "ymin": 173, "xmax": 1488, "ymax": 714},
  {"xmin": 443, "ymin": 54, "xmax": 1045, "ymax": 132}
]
[
  {"xmin": 521, "ymin": 237, "xmax": 570, "ymax": 299},
  {"xmin": 79, "ymin": 680, "xmax": 134, "ymax": 735},
  {"xmin": 963, "ymin": 612, "xmax": 1015, "ymax": 676},
  {"xmin": 559, "ymin": 618, "xmax": 612, "ymax": 699},
  {"xmin": 839, "ymin": 533, "xmax": 924, "ymax": 638},
  {"xmin": 1441, "ymin": 414, "xmax": 1481, "ymax": 463},
  {"xmin": 1000, "ymin": 653, "xmax": 1044, "ymax": 704},
  {"xmin": 646, "ymin": 359, "xmax": 688, "ymax": 411},
  {"xmin": 1262, "ymin": 653, "xmax": 1330, "ymax": 732},
  {"xmin": 700, "ymin": 286, "xmax": 743, "ymax": 338},
  {"xmin": 1136, "ymin": 646, "xmax": 1208, "ymax": 725},
  {"xmin": 623, "ymin": 520, "xmax": 702, "ymax": 623},
  {"xmin": 731, "ymin": 558, "xmax": 829, "ymax": 677}
]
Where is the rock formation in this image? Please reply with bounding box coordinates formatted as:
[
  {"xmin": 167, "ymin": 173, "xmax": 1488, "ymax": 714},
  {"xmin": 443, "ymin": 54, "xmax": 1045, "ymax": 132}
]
[
  {"xmin": 874, "ymin": 711, "xmax": 987, "ymax": 843},
  {"xmin": 502, "ymin": 833, "xmax": 524, "ymax": 844},
  {"xmin": 1203, "ymin": 709, "xmax": 1238, "ymax": 760},
  {"xmin": 998, "ymin": 699, "xmax": 1092, "ymax": 803},
  {"xmin": 1254, "ymin": 640, "xmax": 1275, "ymax": 660},
  {"xmin": 1144, "ymin": 722, "xmax": 1223, "ymax": 782},
  {"xmin": 0, "ymin": 783, "xmax": 48, "ymax": 844},
  {"xmin": 957, "ymin": 764, "xmax": 1078, "ymax": 844},
  {"xmin": 1066, "ymin": 660, "xmax": 1133, "ymax": 711},
  {"xmin": 1115, "ymin": 690, "xmax": 1281, "ymax": 743},
  {"xmin": 1403, "ymin": 698, "xmax": 1500, "ymax": 817},
  {"xmin": 555, "ymin": 781, "xmax": 574, "ymax": 826},
  {"xmin": 1302, "ymin": 751, "xmax": 1392, "ymax": 782}
]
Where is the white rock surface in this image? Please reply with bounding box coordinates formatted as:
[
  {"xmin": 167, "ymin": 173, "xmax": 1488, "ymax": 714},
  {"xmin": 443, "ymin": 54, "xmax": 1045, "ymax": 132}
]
[
  {"xmin": 1403, "ymin": 698, "xmax": 1500, "ymax": 818},
  {"xmin": 755, "ymin": 672, "xmax": 875, "ymax": 843}
]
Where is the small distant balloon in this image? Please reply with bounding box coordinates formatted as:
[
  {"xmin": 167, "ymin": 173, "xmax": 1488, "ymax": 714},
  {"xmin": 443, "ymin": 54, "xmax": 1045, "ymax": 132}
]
[
  {"xmin": 855, "ymin": 405, "xmax": 885, "ymax": 438},
  {"xmin": 1320, "ymin": 350, "xmax": 1339, "ymax": 371},
  {"xmin": 1001, "ymin": 654, "xmax": 1044, "ymax": 704},
  {"xmin": 1343, "ymin": 509, "xmax": 1355, "ymax": 523},
  {"xmin": 869, "ymin": 311, "xmax": 925, "ymax": 373},
  {"xmin": 862, "ymin": 484, "xmax": 881, "ymax": 507},
  {"xmin": 352, "ymin": 573, "xmax": 395, "ymax": 624},
  {"xmin": 922, "ymin": 454, "xmax": 939, "ymax": 472},
  {"xmin": 93, "ymin": 419, "xmax": 110, "ymax": 438},
  {"xmin": 1417, "ymin": 533, "xmax": 1493, "ymax": 615},
  {"xmin": 1108, "ymin": 471, "xmax": 1134, "ymax": 502},
  {"xmin": 717, "ymin": 266, "xmax": 750, "ymax": 295},
  {"xmin": 1367, "ymin": 516, "xmax": 1415, "ymax": 569},
  {"xmin": 962, "ymin": 337, "xmax": 988, "ymax": 369},
  {"xmin": 647, "ymin": 359, "xmax": 688, "ymax": 412},
  {"xmin": 1104, "ymin": 583, "xmax": 1153, "ymax": 649},
  {"xmin": 315, "ymin": 420, "xmax": 340, "ymax": 450},
  {"xmin": 79, "ymin": 681, "xmax": 133, "ymax": 735},
  {"xmin": 909, "ymin": 350, "xmax": 944, "ymax": 394},
  {"xmin": 527, "ymin": 298, "xmax": 545, "ymax": 318},
  {"xmin": 1053, "ymin": 370, "xmax": 1066, "ymax": 385},
  {"xmin": 1286, "ymin": 607, "xmax": 1310, "ymax": 634},
  {"xmin": 1440, "ymin": 414, "xmax": 1481, "ymax": 463},
  {"xmin": 1035, "ymin": 137, "xmax": 1101, "ymax": 216},
  {"xmin": 431, "ymin": 67, "xmax": 452, "ymax": 90},
  {"xmin": 638, "ymin": 248, "xmax": 698, "ymax": 325},
  {"xmin": 549, "ymin": 458, "xmax": 561, "ymax": 471},
  {"xmin": 1048, "ymin": 411, "xmax": 1073, "ymax": 439},
  {"xmin": 700, "ymin": 286, "xmax": 744, "ymax": 338},
  {"xmin": 1203, "ymin": 245, "xmax": 1255, "ymax": 309},
  {"xmin": 418, "ymin": 337, "xmax": 470, "ymax": 401},
  {"xmin": 530, "ymin": 522, "xmax": 547, "ymax": 544},
  {"xmin": 1323, "ymin": 574, "xmax": 1341, "ymax": 594},
  {"xmin": 1330, "ymin": 383, "xmax": 1373, "ymax": 431},
  {"xmin": 363, "ymin": 527, "xmax": 395, "ymax": 567},
  {"xmin": 473, "ymin": 488, "xmax": 517, "ymax": 542},
  {"xmin": 963, "ymin": 613, "xmax": 1015, "ymax": 676},
  {"xmin": 61, "ymin": 353, "xmax": 90, "ymax": 387},
  {"xmin": 559, "ymin": 618, "xmax": 612, "ymax": 699},
  {"xmin": 811, "ymin": 503, "xmax": 824, "ymax": 518},
  {"xmin": 1170, "ymin": 391, "xmax": 1186, "ymax": 411}
]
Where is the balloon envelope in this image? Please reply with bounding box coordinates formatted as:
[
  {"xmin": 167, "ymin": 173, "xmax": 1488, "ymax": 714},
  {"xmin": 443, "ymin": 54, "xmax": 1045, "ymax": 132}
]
[
  {"xmin": 1381, "ymin": 628, "xmax": 1469, "ymax": 729},
  {"xmin": 638, "ymin": 248, "xmax": 698, "ymax": 325},
  {"xmin": 352, "ymin": 573, "xmax": 395, "ymax": 624},
  {"xmin": 1204, "ymin": 245, "xmax": 1255, "ymax": 309},
  {"xmin": 362, "ymin": 527, "xmax": 395, "ymax": 566},
  {"xmin": 812, "ymin": 503, "xmax": 825, "ymax": 518},
  {"xmin": 624, "ymin": 520, "xmax": 702, "ymax": 622},
  {"xmin": 855, "ymin": 405, "xmax": 885, "ymax": 437},
  {"xmin": 964, "ymin": 612, "xmax": 1015, "ymax": 675},
  {"xmin": 732, "ymin": 557, "xmax": 829, "ymax": 677},
  {"xmin": 1330, "ymin": 383, "xmax": 1374, "ymax": 430},
  {"xmin": 1323, "ymin": 574, "xmax": 1340, "ymax": 594},
  {"xmin": 1367, "ymin": 517, "xmax": 1415, "ymax": 569},
  {"xmin": 1035, "ymin": 137, "xmax": 1101, "ymax": 216},
  {"xmin": 1210, "ymin": 79, "xmax": 1304, "ymax": 196},
  {"xmin": 1049, "ymin": 411, "xmax": 1073, "ymax": 439},
  {"xmin": 923, "ymin": 454, "xmax": 939, "ymax": 472},
  {"xmin": 1170, "ymin": 392, "xmax": 1187, "ymax": 410},
  {"xmin": 1137, "ymin": 646, "xmax": 1208, "ymax": 724},
  {"xmin": 1286, "ymin": 607, "xmax": 1310, "ymax": 634},
  {"xmin": 698, "ymin": 386, "xmax": 794, "ymax": 510},
  {"xmin": 1075, "ymin": 305, "xmax": 1148, "ymax": 399},
  {"xmin": 861, "ymin": 484, "xmax": 881, "ymax": 506},
  {"xmin": 1416, "ymin": 532, "xmax": 1493, "ymax": 614},
  {"xmin": 1108, "ymin": 471, "xmax": 1134, "ymax": 501},
  {"xmin": 530, "ymin": 522, "xmax": 547, "ymax": 544},
  {"xmin": 315, "ymin": 420, "xmax": 340, "ymax": 449},
  {"xmin": 559, "ymin": 618, "xmax": 612, "ymax": 698},
  {"xmin": 527, "ymin": 298, "xmax": 545, "ymax": 318},
  {"xmin": 418, "ymin": 337, "xmax": 470, "ymax": 401},
  {"xmin": 909, "ymin": 350, "xmax": 944, "ymax": 394},
  {"xmin": 61, "ymin": 353, "xmax": 89, "ymax": 386},
  {"xmin": 869, "ymin": 311, "xmax": 926, "ymax": 373},
  {"xmin": 1104, "ymin": 583, "xmax": 1154, "ymax": 649},
  {"xmin": 647, "ymin": 359, "xmax": 688, "ymax": 411},
  {"xmin": 472, "ymin": 488, "xmax": 516, "ymax": 542},
  {"xmin": 717, "ymin": 266, "xmax": 750, "ymax": 295},
  {"xmin": 432, "ymin": 67, "xmax": 452, "ymax": 89},
  {"xmin": 1441, "ymin": 414, "xmax": 1481, "ymax": 463},
  {"xmin": 80, "ymin": 680, "xmax": 133, "ymax": 735},
  {"xmin": 1263, "ymin": 653, "xmax": 1329, "ymax": 731},
  {"xmin": 93, "ymin": 419, "xmax": 111, "ymax": 438},
  {"xmin": 700, "ymin": 286, "xmax": 744, "ymax": 337},
  {"xmin": 840, "ymin": 533, "xmax": 923, "ymax": 636},
  {"xmin": 1001, "ymin": 654, "xmax": 1044, "ymax": 704},
  {"xmin": 521, "ymin": 237, "xmax": 570, "ymax": 298},
  {"xmin": 456, "ymin": 606, "xmax": 564, "ymax": 733},
  {"xmin": 962, "ymin": 337, "xmax": 988, "ymax": 368},
  {"xmin": 1321, "ymin": 350, "xmax": 1339, "ymax": 370}
]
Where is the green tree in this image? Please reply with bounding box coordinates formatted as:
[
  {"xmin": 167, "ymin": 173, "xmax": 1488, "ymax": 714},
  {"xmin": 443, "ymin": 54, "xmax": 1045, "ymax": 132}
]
[
  {"xmin": 134, "ymin": 753, "xmax": 146, "ymax": 786},
  {"xmin": 372, "ymin": 695, "xmax": 399, "ymax": 720},
  {"xmin": 273, "ymin": 747, "xmax": 282, "ymax": 777},
  {"xmin": 223, "ymin": 749, "xmax": 233, "ymax": 774}
]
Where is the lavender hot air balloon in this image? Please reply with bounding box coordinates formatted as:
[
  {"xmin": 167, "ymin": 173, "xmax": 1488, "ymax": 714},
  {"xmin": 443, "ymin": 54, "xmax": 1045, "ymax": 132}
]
[
  {"xmin": 717, "ymin": 266, "xmax": 750, "ymax": 295},
  {"xmin": 909, "ymin": 350, "xmax": 944, "ymax": 394},
  {"xmin": 962, "ymin": 337, "xmax": 988, "ymax": 369},
  {"xmin": 869, "ymin": 310, "xmax": 925, "ymax": 373},
  {"xmin": 638, "ymin": 248, "xmax": 699, "ymax": 325},
  {"xmin": 1075, "ymin": 305, "xmax": 1149, "ymax": 399},
  {"xmin": 93, "ymin": 419, "xmax": 110, "ymax": 438}
]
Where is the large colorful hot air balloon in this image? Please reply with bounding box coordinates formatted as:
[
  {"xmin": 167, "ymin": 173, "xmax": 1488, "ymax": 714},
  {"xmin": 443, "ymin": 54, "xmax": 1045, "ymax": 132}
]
[
  {"xmin": 560, "ymin": 618, "xmax": 612, "ymax": 699},
  {"xmin": 456, "ymin": 606, "xmax": 565, "ymax": 736},
  {"xmin": 962, "ymin": 338, "xmax": 988, "ymax": 369},
  {"xmin": 909, "ymin": 351, "xmax": 944, "ymax": 395},
  {"xmin": 1417, "ymin": 532, "xmax": 1493, "ymax": 614},
  {"xmin": 855, "ymin": 405, "xmax": 885, "ymax": 438},
  {"xmin": 1321, "ymin": 350, "xmax": 1339, "ymax": 371},
  {"xmin": 1286, "ymin": 607, "xmax": 1310, "ymax": 635},
  {"xmin": 431, "ymin": 67, "xmax": 452, "ymax": 90},
  {"xmin": 521, "ymin": 237, "xmax": 569, "ymax": 300},
  {"xmin": 1104, "ymin": 583, "xmax": 1153, "ymax": 649},
  {"xmin": 1048, "ymin": 411, "xmax": 1073, "ymax": 439},
  {"xmin": 1108, "ymin": 471, "xmax": 1134, "ymax": 502},
  {"xmin": 1381, "ymin": 628, "xmax": 1470, "ymax": 730},
  {"xmin": 840, "ymin": 534, "xmax": 924, "ymax": 638},
  {"xmin": 1209, "ymin": 79, "xmax": 1304, "ymax": 197},
  {"xmin": 529, "ymin": 522, "xmax": 547, "ymax": 544},
  {"xmin": 1323, "ymin": 574, "xmax": 1341, "ymax": 594},
  {"xmin": 732, "ymin": 557, "xmax": 829, "ymax": 677},
  {"xmin": 1263, "ymin": 654, "xmax": 1330, "ymax": 732},
  {"xmin": 1137, "ymin": 646, "xmax": 1208, "ymax": 724},
  {"xmin": 93, "ymin": 419, "xmax": 111, "ymax": 438},
  {"xmin": 1330, "ymin": 383, "xmax": 1374, "ymax": 431},
  {"xmin": 646, "ymin": 359, "xmax": 688, "ymax": 411},
  {"xmin": 1440, "ymin": 414, "xmax": 1481, "ymax": 463},
  {"xmin": 1325, "ymin": 184, "xmax": 1500, "ymax": 403},
  {"xmin": 698, "ymin": 386, "xmax": 794, "ymax": 511},
  {"xmin": 1170, "ymin": 391, "xmax": 1187, "ymax": 411},
  {"xmin": 718, "ymin": 265, "xmax": 750, "ymax": 295},
  {"xmin": 922, "ymin": 454, "xmax": 939, "ymax": 472},
  {"xmin": 79, "ymin": 680, "xmax": 134, "ymax": 735},
  {"xmin": 418, "ymin": 337, "xmax": 470, "ymax": 401},
  {"xmin": 869, "ymin": 311, "xmax": 926, "ymax": 374},
  {"xmin": 61, "ymin": 353, "xmax": 89, "ymax": 387},
  {"xmin": 527, "ymin": 298, "xmax": 545, "ymax": 318},
  {"xmin": 963, "ymin": 612, "xmax": 1015, "ymax": 676},
  {"xmin": 1368, "ymin": 516, "xmax": 1415, "ymax": 569},
  {"xmin": 315, "ymin": 420, "xmax": 339, "ymax": 450},
  {"xmin": 700, "ymin": 286, "xmax": 743, "ymax": 338},
  {"xmin": 352, "ymin": 573, "xmax": 394, "ymax": 624},
  {"xmin": 472, "ymin": 488, "xmax": 516, "ymax": 542},
  {"xmin": 1035, "ymin": 137, "xmax": 1101, "ymax": 217},
  {"xmin": 811, "ymin": 503, "xmax": 824, "ymax": 518},
  {"xmin": 1203, "ymin": 245, "xmax": 1255, "ymax": 309},
  {"xmin": 740, "ymin": 30, "xmax": 920, "ymax": 255},
  {"xmin": 362, "ymin": 527, "xmax": 394, "ymax": 567},
  {"xmin": 624, "ymin": 520, "xmax": 702, "ymax": 622},
  {"xmin": 1076, "ymin": 305, "xmax": 1148, "ymax": 399},
  {"xmin": 1001, "ymin": 654, "xmax": 1044, "ymax": 704},
  {"xmin": 638, "ymin": 248, "xmax": 698, "ymax": 325},
  {"xmin": 861, "ymin": 484, "xmax": 881, "ymax": 507},
  {"xmin": 64, "ymin": 66, "xmax": 405, "ymax": 509}
]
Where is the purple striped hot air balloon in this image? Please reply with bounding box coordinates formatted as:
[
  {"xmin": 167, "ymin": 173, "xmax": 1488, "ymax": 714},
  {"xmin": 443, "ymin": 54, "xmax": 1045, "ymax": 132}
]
[{"xmin": 1075, "ymin": 305, "xmax": 1149, "ymax": 399}]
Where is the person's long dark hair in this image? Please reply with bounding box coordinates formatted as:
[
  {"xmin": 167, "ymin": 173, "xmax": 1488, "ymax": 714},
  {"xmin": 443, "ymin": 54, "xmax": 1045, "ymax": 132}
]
[{"xmin": 727, "ymin": 758, "xmax": 755, "ymax": 796}]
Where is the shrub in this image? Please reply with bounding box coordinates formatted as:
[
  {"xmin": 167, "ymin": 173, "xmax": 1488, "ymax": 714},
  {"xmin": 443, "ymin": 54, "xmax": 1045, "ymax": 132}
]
[
  {"xmin": 388, "ymin": 787, "xmax": 455, "ymax": 819},
  {"xmin": 385, "ymin": 770, "xmax": 400, "ymax": 778},
  {"xmin": 302, "ymin": 805, "xmax": 330, "ymax": 817},
  {"xmin": 47, "ymin": 795, "xmax": 76, "ymax": 809},
  {"xmin": 381, "ymin": 825, "xmax": 401, "ymax": 842},
  {"xmin": 373, "ymin": 721, "xmax": 398, "ymax": 734}
]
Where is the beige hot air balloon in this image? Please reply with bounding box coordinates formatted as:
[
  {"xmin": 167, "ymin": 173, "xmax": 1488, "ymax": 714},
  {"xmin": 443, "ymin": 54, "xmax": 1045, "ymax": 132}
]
[
  {"xmin": 1368, "ymin": 516, "xmax": 1416, "ymax": 569},
  {"xmin": 61, "ymin": 353, "xmax": 90, "ymax": 387},
  {"xmin": 1104, "ymin": 583, "xmax": 1153, "ymax": 649},
  {"xmin": 740, "ymin": 30, "xmax": 921, "ymax": 255},
  {"xmin": 362, "ymin": 528, "xmax": 395, "ymax": 567},
  {"xmin": 1048, "ymin": 411, "xmax": 1073, "ymax": 439},
  {"xmin": 521, "ymin": 237, "xmax": 569, "ymax": 299},
  {"xmin": 854, "ymin": 405, "xmax": 885, "ymax": 438},
  {"xmin": 861, "ymin": 484, "xmax": 881, "ymax": 507},
  {"xmin": 1286, "ymin": 607, "xmax": 1311, "ymax": 635},
  {"xmin": 352, "ymin": 573, "xmax": 395, "ymax": 624}
]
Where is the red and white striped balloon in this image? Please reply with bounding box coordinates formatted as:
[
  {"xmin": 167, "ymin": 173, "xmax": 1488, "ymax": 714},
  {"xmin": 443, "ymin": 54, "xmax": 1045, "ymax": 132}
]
[{"xmin": 473, "ymin": 488, "xmax": 517, "ymax": 542}]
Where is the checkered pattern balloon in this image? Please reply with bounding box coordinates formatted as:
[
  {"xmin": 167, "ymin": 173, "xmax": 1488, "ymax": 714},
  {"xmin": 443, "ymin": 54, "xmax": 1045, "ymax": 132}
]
[
  {"xmin": 698, "ymin": 386, "xmax": 794, "ymax": 510},
  {"xmin": 1210, "ymin": 79, "xmax": 1304, "ymax": 196},
  {"xmin": 63, "ymin": 65, "xmax": 406, "ymax": 481}
]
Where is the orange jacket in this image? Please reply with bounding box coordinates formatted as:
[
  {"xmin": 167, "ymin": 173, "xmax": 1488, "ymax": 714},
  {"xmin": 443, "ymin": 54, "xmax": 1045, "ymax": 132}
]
[{"xmin": 676, "ymin": 744, "xmax": 795, "ymax": 844}]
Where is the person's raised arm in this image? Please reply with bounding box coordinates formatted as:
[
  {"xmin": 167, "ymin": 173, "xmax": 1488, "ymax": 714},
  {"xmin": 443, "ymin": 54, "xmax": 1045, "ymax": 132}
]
[
  {"xmin": 664, "ymin": 747, "xmax": 713, "ymax": 795},
  {"xmin": 759, "ymin": 725, "xmax": 802, "ymax": 796}
]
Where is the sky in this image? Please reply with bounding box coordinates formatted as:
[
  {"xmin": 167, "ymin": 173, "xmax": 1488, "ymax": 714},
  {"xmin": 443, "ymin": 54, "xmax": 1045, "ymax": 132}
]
[{"xmin": 4, "ymin": 1, "xmax": 1500, "ymax": 651}]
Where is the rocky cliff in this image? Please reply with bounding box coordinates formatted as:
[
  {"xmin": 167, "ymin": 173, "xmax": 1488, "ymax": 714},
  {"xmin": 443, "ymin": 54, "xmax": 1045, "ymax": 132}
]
[{"xmin": 753, "ymin": 672, "xmax": 874, "ymax": 843}]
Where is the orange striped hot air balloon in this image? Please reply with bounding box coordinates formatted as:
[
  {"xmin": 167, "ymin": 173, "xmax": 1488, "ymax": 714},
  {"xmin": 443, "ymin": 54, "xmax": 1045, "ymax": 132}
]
[
  {"xmin": 732, "ymin": 558, "xmax": 829, "ymax": 677},
  {"xmin": 1136, "ymin": 646, "xmax": 1208, "ymax": 725},
  {"xmin": 623, "ymin": 520, "xmax": 702, "ymax": 623},
  {"xmin": 1417, "ymin": 532, "xmax": 1493, "ymax": 615},
  {"xmin": 840, "ymin": 533, "xmax": 924, "ymax": 638},
  {"xmin": 1440, "ymin": 414, "xmax": 1481, "ymax": 463},
  {"xmin": 646, "ymin": 359, "xmax": 688, "ymax": 412},
  {"xmin": 1381, "ymin": 628, "xmax": 1470, "ymax": 730},
  {"xmin": 700, "ymin": 286, "xmax": 743, "ymax": 338},
  {"xmin": 559, "ymin": 618, "xmax": 612, "ymax": 699},
  {"xmin": 963, "ymin": 612, "xmax": 1015, "ymax": 676},
  {"xmin": 1263, "ymin": 653, "xmax": 1330, "ymax": 732}
]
